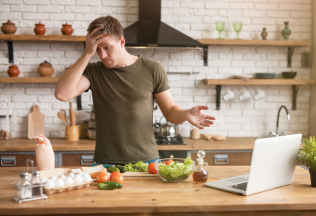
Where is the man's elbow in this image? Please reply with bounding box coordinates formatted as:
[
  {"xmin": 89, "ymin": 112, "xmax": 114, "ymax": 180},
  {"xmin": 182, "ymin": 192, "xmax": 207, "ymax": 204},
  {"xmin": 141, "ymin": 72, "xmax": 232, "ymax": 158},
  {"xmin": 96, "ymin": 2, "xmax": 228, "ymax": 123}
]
[{"xmin": 54, "ymin": 91, "xmax": 68, "ymax": 102}]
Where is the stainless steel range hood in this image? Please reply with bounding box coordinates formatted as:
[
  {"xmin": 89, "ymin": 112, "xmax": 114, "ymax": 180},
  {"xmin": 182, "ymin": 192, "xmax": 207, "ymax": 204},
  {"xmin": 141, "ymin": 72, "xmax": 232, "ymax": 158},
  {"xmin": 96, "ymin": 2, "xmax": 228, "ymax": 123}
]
[{"xmin": 123, "ymin": 0, "xmax": 204, "ymax": 50}]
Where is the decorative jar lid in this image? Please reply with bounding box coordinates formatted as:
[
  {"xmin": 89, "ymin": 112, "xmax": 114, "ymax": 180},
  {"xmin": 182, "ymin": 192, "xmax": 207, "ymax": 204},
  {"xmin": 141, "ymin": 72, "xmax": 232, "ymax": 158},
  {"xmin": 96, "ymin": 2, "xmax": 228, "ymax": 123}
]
[
  {"xmin": 35, "ymin": 22, "xmax": 45, "ymax": 26},
  {"xmin": 9, "ymin": 63, "xmax": 18, "ymax": 68},
  {"xmin": 62, "ymin": 22, "xmax": 72, "ymax": 26},
  {"xmin": 39, "ymin": 60, "xmax": 52, "ymax": 67},
  {"xmin": 2, "ymin": 20, "xmax": 15, "ymax": 26}
]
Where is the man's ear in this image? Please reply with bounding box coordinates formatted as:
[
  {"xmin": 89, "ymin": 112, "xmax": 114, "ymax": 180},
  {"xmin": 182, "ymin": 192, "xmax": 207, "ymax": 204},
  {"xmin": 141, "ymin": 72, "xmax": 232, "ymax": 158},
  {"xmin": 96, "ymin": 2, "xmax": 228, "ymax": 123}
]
[{"xmin": 120, "ymin": 37, "xmax": 125, "ymax": 48}]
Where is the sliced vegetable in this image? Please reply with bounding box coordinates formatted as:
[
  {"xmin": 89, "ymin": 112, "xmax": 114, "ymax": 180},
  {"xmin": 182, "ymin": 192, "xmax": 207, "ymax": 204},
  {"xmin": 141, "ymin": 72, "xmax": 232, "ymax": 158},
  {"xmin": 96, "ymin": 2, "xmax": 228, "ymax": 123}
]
[{"xmin": 124, "ymin": 161, "xmax": 149, "ymax": 172}]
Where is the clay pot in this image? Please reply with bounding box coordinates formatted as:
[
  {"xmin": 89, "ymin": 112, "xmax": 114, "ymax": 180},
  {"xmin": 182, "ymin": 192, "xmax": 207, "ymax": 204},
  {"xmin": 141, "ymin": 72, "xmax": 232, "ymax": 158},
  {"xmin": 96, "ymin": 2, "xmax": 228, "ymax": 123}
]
[
  {"xmin": 7, "ymin": 64, "xmax": 20, "ymax": 77},
  {"xmin": 34, "ymin": 22, "xmax": 46, "ymax": 35},
  {"xmin": 37, "ymin": 61, "xmax": 54, "ymax": 77},
  {"xmin": 1, "ymin": 20, "xmax": 17, "ymax": 35},
  {"xmin": 61, "ymin": 22, "xmax": 73, "ymax": 36}
]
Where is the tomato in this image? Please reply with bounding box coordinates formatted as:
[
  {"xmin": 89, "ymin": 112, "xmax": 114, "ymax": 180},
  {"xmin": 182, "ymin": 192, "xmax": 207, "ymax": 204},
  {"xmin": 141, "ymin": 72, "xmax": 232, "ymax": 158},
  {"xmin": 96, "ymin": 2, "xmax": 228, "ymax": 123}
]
[
  {"xmin": 111, "ymin": 174, "xmax": 124, "ymax": 184},
  {"xmin": 165, "ymin": 160, "xmax": 174, "ymax": 165},
  {"xmin": 148, "ymin": 162, "xmax": 157, "ymax": 174},
  {"xmin": 110, "ymin": 171, "xmax": 121, "ymax": 181},
  {"xmin": 96, "ymin": 172, "xmax": 109, "ymax": 183}
]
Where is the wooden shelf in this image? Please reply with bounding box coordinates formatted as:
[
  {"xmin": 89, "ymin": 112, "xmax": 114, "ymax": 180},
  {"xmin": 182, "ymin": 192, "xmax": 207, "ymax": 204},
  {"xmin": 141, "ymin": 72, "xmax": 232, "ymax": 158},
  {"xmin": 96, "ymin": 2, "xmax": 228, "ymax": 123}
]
[
  {"xmin": 205, "ymin": 79, "xmax": 315, "ymax": 86},
  {"xmin": 0, "ymin": 77, "xmax": 59, "ymax": 83},
  {"xmin": 0, "ymin": 34, "xmax": 85, "ymax": 42},
  {"xmin": 198, "ymin": 39, "xmax": 311, "ymax": 47},
  {"xmin": 205, "ymin": 79, "xmax": 315, "ymax": 111}
]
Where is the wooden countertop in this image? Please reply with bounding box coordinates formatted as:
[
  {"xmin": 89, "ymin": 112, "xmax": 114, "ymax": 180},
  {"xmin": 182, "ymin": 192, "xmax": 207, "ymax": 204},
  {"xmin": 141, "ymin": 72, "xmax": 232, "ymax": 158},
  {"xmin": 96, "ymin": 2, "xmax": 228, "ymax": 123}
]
[
  {"xmin": 0, "ymin": 166, "xmax": 314, "ymax": 216},
  {"xmin": 0, "ymin": 137, "xmax": 256, "ymax": 152}
]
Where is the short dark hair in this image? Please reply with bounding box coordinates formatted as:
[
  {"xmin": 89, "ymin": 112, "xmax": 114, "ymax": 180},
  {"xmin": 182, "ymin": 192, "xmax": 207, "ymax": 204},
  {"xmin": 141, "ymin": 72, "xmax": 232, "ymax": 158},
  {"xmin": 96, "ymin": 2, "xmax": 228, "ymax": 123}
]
[{"xmin": 87, "ymin": 16, "xmax": 124, "ymax": 40}]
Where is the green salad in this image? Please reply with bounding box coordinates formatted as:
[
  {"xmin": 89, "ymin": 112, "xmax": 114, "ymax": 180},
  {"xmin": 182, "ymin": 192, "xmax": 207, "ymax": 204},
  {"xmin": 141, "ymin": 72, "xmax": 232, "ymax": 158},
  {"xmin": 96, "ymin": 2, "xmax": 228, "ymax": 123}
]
[
  {"xmin": 158, "ymin": 156, "xmax": 194, "ymax": 182},
  {"xmin": 124, "ymin": 161, "xmax": 149, "ymax": 172}
]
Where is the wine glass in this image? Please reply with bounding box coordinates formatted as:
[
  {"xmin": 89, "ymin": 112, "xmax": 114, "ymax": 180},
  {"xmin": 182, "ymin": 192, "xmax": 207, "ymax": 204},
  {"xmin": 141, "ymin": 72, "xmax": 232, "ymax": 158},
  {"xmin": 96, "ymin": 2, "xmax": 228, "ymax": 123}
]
[
  {"xmin": 215, "ymin": 21, "xmax": 225, "ymax": 39},
  {"xmin": 233, "ymin": 22, "xmax": 243, "ymax": 40}
]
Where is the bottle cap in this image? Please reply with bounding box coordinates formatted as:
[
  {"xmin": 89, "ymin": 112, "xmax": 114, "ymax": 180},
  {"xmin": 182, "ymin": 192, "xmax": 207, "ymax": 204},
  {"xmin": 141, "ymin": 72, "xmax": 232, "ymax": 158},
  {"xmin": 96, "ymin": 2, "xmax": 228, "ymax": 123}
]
[{"xmin": 197, "ymin": 150, "xmax": 205, "ymax": 165}]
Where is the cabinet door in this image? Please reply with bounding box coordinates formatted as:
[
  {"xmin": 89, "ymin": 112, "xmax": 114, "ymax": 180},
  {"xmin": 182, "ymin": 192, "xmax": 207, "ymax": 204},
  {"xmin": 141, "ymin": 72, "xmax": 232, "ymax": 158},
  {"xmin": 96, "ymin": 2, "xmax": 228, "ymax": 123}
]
[
  {"xmin": 62, "ymin": 154, "xmax": 94, "ymax": 166},
  {"xmin": 0, "ymin": 153, "xmax": 37, "ymax": 167},
  {"xmin": 191, "ymin": 152, "xmax": 252, "ymax": 166}
]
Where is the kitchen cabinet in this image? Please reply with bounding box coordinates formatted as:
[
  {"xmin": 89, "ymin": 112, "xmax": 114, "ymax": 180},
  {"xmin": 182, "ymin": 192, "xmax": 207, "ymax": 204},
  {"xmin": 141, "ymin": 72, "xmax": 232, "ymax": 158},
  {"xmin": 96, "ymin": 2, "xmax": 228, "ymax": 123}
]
[
  {"xmin": 0, "ymin": 152, "xmax": 37, "ymax": 167},
  {"xmin": 60, "ymin": 152, "xmax": 94, "ymax": 166},
  {"xmin": 190, "ymin": 151, "xmax": 252, "ymax": 166}
]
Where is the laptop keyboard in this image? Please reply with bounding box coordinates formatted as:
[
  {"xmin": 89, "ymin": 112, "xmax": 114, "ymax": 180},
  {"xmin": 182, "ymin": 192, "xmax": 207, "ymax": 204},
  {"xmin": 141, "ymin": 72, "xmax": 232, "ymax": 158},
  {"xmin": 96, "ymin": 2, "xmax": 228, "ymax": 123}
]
[{"xmin": 229, "ymin": 182, "xmax": 248, "ymax": 191}]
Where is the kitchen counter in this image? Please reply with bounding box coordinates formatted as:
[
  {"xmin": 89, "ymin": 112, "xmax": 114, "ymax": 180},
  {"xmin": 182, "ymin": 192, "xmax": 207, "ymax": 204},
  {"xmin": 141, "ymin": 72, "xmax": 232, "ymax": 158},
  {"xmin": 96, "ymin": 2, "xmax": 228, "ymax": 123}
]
[
  {"xmin": 0, "ymin": 137, "xmax": 256, "ymax": 151},
  {"xmin": 0, "ymin": 166, "xmax": 314, "ymax": 216}
]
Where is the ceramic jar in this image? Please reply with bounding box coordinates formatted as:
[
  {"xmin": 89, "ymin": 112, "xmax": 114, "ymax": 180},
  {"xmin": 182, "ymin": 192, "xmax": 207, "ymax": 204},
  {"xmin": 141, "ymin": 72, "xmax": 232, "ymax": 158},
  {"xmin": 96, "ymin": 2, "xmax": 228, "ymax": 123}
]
[
  {"xmin": 261, "ymin": 28, "xmax": 268, "ymax": 40},
  {"xmin": 7, "ymin": 64, "xmax": 20, "ymax": 77},
  {"xmin": 61, "ymin": 22, "xmax": 73, "ymax": 36},
  {"xmin": 37, "ymin": 61, "xmax": 54, "ymax": 77},
  {"xmin": 1, "ymin": 20, "xmax": 17, "ymax": 35},
  {"xmin": 281, "ymin": 21, "xmax": 291, "ymax": 40},
  {"xmin": 34, "ymin": 22, "xmax": 46, "ymax": 35}
]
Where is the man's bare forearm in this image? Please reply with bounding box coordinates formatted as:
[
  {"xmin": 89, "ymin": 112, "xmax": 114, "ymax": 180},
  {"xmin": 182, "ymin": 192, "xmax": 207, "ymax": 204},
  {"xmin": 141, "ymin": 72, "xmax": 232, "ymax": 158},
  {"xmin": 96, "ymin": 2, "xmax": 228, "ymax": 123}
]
[
  {"xmin": 54, "ymin": 53, "xmax": 92, "ymax": 101},
  {"xmin": 165, "ymin": 105, "xmax": 189, "ymax": 124}
]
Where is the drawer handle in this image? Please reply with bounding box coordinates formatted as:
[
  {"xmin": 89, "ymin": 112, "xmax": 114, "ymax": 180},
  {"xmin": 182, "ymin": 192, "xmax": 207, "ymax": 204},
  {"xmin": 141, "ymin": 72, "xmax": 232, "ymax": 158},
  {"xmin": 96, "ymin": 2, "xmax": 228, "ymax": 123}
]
[
  {"xmin": 214, "ymin": 154, "xmax": 228, "ymax": 165},
  {"xmin": 81, "ymin": 155, "xmax": 94, "ymax": 166},
  {"xmin": 1, "ymin": 156, "xmax": 16, "ymax": 167}
]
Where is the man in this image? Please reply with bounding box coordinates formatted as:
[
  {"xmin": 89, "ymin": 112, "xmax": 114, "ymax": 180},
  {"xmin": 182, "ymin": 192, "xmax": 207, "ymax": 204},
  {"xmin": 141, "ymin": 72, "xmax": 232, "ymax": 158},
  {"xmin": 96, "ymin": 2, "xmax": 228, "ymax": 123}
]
[{"xmin": 55, "ymin": 16, "xmax": 215, "ymax": 165}]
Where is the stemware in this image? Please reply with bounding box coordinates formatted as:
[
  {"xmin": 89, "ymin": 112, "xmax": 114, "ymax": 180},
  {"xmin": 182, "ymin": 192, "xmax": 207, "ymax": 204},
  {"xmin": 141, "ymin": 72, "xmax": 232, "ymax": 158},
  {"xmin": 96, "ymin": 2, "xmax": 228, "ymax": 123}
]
[
  {"xmin": 215, "ymin": 21, "xmax": 225, "ymax": 39},
  {"xmin": 233, "ymin": 22, "xmax": 243, "ymax": 40}
]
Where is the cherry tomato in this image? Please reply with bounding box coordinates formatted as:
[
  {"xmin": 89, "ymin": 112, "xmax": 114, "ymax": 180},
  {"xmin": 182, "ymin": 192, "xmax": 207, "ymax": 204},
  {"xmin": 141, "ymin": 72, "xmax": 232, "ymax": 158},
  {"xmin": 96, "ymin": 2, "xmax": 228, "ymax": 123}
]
[
  {"xmin": 111, "ymin": 175, "xmax": 124, "ymax": 184},
  {"xmin": 96, "ymin": 172, "xmax": 109, "ymax": 183},
  {"xmin": 148, "ymin": 162, "xmax": 157, "ymax": 174},
  {"xmin": 110, "ymin": 171, "xmax": 121, "ymax": 181},
  {"xmin": 165, "ymin": 160, "xmax": 174, "ymax": 165}
]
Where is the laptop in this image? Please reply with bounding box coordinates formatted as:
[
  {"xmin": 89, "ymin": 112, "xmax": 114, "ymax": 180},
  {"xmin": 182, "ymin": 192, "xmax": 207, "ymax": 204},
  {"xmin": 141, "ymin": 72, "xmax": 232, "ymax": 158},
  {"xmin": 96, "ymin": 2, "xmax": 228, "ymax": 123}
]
[{"xmin": 204, "ymin": 134, "xmax": 302, "ymax": 196}]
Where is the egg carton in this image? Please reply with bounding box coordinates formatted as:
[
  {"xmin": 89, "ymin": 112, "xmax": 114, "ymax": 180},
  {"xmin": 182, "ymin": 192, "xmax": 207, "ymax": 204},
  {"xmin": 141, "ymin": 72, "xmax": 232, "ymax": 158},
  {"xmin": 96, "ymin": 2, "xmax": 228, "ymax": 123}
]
[{"xmin": 40, "ymin": 168, "xmax": 93, "ymax": 195}]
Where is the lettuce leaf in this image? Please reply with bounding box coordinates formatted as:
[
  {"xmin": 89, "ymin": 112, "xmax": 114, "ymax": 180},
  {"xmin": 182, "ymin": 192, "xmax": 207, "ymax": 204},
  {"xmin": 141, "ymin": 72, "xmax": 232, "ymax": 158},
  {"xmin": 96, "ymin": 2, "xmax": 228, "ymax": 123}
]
[{"xmin": 124, "ymin": 161, "xmax": 148, "ymax": 172}]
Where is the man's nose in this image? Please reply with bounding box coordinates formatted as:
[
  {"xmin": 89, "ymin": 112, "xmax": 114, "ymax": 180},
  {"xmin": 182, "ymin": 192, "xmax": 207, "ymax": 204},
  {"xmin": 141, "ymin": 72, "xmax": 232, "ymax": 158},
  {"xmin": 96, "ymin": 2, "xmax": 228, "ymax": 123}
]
[{"xmin": 99, "ymin": 50, "xmax": 107, "ymax": 59}]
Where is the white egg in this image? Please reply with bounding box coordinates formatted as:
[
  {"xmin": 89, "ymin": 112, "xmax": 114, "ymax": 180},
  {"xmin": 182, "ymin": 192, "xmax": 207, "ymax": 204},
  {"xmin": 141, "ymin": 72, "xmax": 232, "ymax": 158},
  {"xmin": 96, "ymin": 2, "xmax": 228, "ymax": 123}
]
[
  {"xmin": 73, "ymin": 174, "xmax": 83, "ymax": 184},
  {"xmin": 78, "ymin": 171, "xmax": 83, "ymax": 176},
  {"xmin": 68, "ymin": 173, "xmax": 75, "ymax": 178},
  {"xmin": 64, "ymin": 176, "xmax": 73, "ymax": 185},
  {"xmin": 82, "ymin": 173, "xmax": 92, "ymax": 182},
  {"xmin": 50, "ymin": 175, "xmax": 56, "ymax": 181},
  {"xmin": 55, "ymin": 178, "xmax": 64, "ymax": 187},
  {"xmin": 45, "ymin": 179, "xmax": 55, "ymax": 189},
  {"xmin": 58, "ymin": 172, "xmax": 63, "ymax": 176},
  {"xmin": 61, "ymin": 174, "xmax": 66, "ymax": 180},
  {"xmin": 40, "ymin": 177, "xmax": 47, "ymax": 184}
]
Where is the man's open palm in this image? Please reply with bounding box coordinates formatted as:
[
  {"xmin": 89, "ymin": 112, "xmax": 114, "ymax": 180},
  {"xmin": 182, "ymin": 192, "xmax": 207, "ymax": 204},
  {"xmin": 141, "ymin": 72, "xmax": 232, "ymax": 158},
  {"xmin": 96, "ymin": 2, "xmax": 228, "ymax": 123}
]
[{"xmin": 187, "ymin": 105, "xmax": 216, "ymax": 129}]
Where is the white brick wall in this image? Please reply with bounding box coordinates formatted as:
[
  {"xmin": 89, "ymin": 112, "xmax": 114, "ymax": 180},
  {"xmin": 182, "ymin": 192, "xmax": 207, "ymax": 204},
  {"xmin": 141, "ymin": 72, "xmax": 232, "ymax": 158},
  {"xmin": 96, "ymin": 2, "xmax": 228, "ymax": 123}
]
[{"xmin": 0, "ymin": 0, "xmax": 312, "ymax": 138}]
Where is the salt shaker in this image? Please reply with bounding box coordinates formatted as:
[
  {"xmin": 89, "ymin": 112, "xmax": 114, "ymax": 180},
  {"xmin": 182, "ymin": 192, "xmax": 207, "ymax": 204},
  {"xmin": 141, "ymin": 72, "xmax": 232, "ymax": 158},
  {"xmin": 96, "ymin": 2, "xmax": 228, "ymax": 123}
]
[{"xmin": 17, "ymin": 172, "xmax": 32, "ymax": 199}]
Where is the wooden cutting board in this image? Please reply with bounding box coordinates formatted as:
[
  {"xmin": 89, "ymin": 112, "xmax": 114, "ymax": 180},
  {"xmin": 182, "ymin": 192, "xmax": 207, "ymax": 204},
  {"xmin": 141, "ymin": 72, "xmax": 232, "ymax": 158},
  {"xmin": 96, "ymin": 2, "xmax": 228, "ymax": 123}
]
[
  {"xmin": 121, "ymin": 172, "xmax": 159, "ymax": 177},
  {"xmin": 28, "ymin": 105, "xmax": 45, "ymax": 139}
]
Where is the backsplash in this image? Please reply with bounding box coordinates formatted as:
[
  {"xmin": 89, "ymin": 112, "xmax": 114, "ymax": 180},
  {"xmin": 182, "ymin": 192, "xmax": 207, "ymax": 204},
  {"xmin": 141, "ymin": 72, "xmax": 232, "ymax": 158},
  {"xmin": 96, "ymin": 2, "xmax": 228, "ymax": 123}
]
[{"xmin": 0, "ymin": 0, "xmax": 311, "ymax": 138}]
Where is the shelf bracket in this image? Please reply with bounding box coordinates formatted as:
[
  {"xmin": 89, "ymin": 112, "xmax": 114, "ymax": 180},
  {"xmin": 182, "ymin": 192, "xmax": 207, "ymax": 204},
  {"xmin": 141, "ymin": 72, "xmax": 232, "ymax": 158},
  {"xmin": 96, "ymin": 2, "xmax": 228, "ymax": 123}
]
[
  {"xmin": 7, "ymin": 41, "xmax": 14, "ymax": 63},
  {"xmin": 292, "ymin": 85, "xmax": 299, "ymax": 110},
  {"xmin": 203, "ymin": 46, "xmax": 208, "ymax": 66},
  {"xmin": 216, "ymin": 85, "xmax": 221, "ymax": 110},
  {"xmin": 287, "ymin": 47, "xmax": 295, "ymax": 68}
]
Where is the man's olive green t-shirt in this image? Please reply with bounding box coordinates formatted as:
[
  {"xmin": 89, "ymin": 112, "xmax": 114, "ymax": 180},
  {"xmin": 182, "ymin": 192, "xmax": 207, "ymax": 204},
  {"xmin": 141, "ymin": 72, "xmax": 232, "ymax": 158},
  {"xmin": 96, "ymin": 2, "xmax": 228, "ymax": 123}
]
[{"xmin": 83, "ymin": 56, "xmax": 170, "ymax": 164}]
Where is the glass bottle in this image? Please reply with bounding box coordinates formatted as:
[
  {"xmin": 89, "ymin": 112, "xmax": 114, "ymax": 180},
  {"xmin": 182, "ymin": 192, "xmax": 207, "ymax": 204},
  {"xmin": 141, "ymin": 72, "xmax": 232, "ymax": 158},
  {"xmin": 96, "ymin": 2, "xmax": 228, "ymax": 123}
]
[
  {"xmin": 193, "ymin": 150, "xmax": 208, "ymax": 183},
  {"xmin": 17, "ymin": 172, "xmax": 32, "ymax": 199},
  {"xmin": 32, "ymin": 170, "xmax": 43, "ymax": 196}
]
